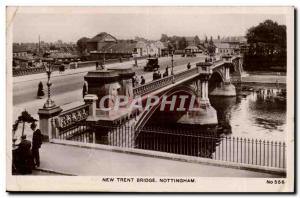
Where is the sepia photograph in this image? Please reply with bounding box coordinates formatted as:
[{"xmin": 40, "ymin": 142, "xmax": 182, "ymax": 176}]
[{"xmin": 6, "ymin": 6, "xmax": 294, "ymax": 192}]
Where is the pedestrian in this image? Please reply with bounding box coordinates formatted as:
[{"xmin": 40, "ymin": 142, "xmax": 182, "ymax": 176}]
[
  {"xmin": 135, "ymin": 76, "xmax": 140, "ymax": 86},
  {"xmin": 140, "ymin": 76, "xmax": 145, "ymax": 85},
  {"xmin": 153, "ymin": 71, "xmax": 156, "ymax": 81},
  {"xmin": 31, "ymin": 122, "xmax": 43, "ymax": 168},
  {"xmin": 163, "ymin": 67, "xmax": 169, "ymax": 77},
  {"xmin": 96, "ymin": 61, "xmax": 99, "ymax": 69},
  {"xmin": 82, "ymin": 82, "xmax": 88, "ymax": 98},
  {"xmin": 158, "ymin": 71, "xmax": 162, "ymax": 79},
  {"xmin": 187, "ymin": 62, "xmax": 191, "ymax": 69},
  {"xmin": 132, "ymin": 76, "xmax": 136, "ymax": 87},
  {"xmin": 16, "ymin": 135, "xmax": 33, "ymax": 174}
]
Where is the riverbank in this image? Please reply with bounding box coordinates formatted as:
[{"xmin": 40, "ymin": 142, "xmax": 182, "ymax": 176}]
[
  {"xmin": 231, "ymin": 73, "xmax": 287, "ymax": 89},
  {"xmin": 246, "ymin": 71, "xmax": 286, "ymax": 76},
  {"xmin": 241, "ymin": 74, "xmax": 286, "ymax": 84}
]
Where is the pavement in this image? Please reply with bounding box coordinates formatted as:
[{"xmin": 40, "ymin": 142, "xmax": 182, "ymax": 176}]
[{"xmin": 34, "ymin": 142, "xmax": 280, "ymax": 177}]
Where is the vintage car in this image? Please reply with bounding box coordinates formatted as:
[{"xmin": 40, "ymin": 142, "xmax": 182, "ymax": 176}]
[{"xmin": 144, "ymin": 58, "xmax": 160, "ymax": 71}]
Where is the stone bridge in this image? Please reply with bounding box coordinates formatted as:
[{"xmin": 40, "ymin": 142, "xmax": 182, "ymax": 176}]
[
  {"xmin": 35, "ymin": 55, "xmax": 287, "ymax": 174},
  {"xmin": 38, "ymin": 55, "xmax": 244, "ymax": 144}
]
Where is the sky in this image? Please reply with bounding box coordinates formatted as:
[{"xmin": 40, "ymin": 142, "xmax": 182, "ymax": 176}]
[{"xmin": 10, "ymin": 7, "xmax": 286, "ymax": 43}]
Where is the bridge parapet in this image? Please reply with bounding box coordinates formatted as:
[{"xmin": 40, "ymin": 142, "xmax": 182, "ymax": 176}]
[
  {"xmin": 56, "ymin": 103, "xmax": 89, "ymax": 128},
  {"xmin": 221, "ymin": 55, "xmax": 232, "ymax": 63},
  {"xmin": 133, "ymin": 67, "xmax": 198, "ymax": 96},
  {"xmin": 196, "ymin": 62, "xmax": 213, "ymax": 76}
]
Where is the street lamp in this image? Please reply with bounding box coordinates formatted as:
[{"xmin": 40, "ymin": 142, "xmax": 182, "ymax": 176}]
[
  {"xmin": 171, "ymin": 51, "xmax": 174, "ymax": 75},
  {"xmin": 103, "ymin": 51, "xmax": 106, "ymax": 66},
  {"xmin": 43, "ymin": 61, "xmax": 56, "ymax": 109}
]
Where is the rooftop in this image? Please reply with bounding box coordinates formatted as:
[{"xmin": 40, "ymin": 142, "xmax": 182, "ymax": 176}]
[{"xmin": 88, "ymin": 32, "xmax": 118, "ymax": 43}]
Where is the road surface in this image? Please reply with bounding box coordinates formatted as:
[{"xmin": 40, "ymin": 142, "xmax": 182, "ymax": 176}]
[{"xmin": 13, "ymin": 55, "xmax": 205, "ymax": 119}]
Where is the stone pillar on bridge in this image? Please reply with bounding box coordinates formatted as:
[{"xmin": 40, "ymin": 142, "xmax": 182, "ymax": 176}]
[
  {"xmin": 210, "ymin": 55, "xmax": 236, "ymax": 96},
  {"xmin": 178, "ymin": 62, "xmax": 218, "ymax": 125},
  {"xmin": 38, "ymin": 105, "xmax": 62, "ymax": 141},
  {"xmin": 84, "ymin": 94, "xmax": 98, "ymax": 121},
  {"xmin": 84, "ymin": 66, "xmax": 136, "ymax": 124},
  {"xmin": 109, "ymin": 67, "xmax": 135, "ymax": 104}
]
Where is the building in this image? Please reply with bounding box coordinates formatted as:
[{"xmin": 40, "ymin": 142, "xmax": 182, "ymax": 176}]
[
  {"xmin": 86, "ymin": 32, "xmax": 118, "ymax": 52},
  {"xmin": 87, "ymin": 33, "xmax": 166, "ymax": 60},
  {"xmin": 185, "ymin": 45, "xmax": 201, "ymax": 54},
  {"xmin": 214, "ymin": 36, "xmax": 247, "ymax": 55},
  {"xmin": 214, "ymin": 43, "xmax": 234, "ymax": 54}
]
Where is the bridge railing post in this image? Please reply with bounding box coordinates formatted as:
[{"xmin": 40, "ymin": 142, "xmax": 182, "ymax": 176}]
[{"xmin": 84, "ymin": 94, "xmax": 98, "ymax": 121}]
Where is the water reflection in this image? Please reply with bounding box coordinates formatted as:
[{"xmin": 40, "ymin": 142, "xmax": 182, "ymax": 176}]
[
  {"xmin": 211, "ymin": 88, "xmax": 286, "ymax": 140},
  {"xmin": 138, "ymin": 87, "xmax": 286, "ymax": 156}
]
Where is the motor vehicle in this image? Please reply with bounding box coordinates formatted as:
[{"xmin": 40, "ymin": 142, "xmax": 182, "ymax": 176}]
[{"xmin": 144, "ymin": 58, "xmax": 160, "ymax": 71}]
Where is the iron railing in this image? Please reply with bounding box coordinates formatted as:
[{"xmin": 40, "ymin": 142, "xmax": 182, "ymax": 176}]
[
  {"xmin": 133, "ymin": 67, "xmax": 198, "ymax": 96},
  {"xmin": 13, "ymin": 67, "xmax": 47, "ymax": 77},
  {"xmin": 137, "ymin": 127, "xmax": 286, "ymax": 169},
  {"xmin": 52, "ymin": 104, "xmax": 90, "ymax": 140},
  {"xmin": 54, "ymin": 120, "xmax": 93, "ymax": 142},
  {"xmin": 53, "ymin": 124, "xmax": 286, "ymax": 169},
  {"xmin": 13, "ymin": 58, "xmax": 133, "ymax": 77}
]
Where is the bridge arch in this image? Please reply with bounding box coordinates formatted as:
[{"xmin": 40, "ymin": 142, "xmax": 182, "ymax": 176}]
[
  {"xmin": 208, "ymin": 70, "xmax": 225, "ymax": 93},
  {"xmin": 134, "ymin": 84, "xmax": 199, "ymax": 131}
]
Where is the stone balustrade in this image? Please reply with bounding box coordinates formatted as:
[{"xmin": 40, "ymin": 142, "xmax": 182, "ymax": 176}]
[
  {"xmin": 133, "ymin": 76, "xmax": 173, "ymax": 96},
  {"xmin": 56, "ymin": 104, "xmax": 89, "ymax": 129},
  {"xmin": 133, "ymin": 67, "xmax": 198, "ymax": 96}
]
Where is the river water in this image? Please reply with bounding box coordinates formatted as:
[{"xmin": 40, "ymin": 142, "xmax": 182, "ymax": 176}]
[
  {"xmin": 137, "ymin": 87, "xmax": 287, "ymax": 164},
  {"xmin": 143, "ymin": 86, "xmax": 287, "ymax": 142},
  {"xmin": 210, "ymin": 87, "xmax": 286, "ymax": 141}
]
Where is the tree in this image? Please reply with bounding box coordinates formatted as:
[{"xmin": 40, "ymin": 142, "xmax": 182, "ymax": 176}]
[
  {"xmin": 194, "ymin": 35, "xmax": 201, "ymax": 45},
  {"xmin": 160, "ymin": 34, "xmax": 169, "ymax": 42},
  {"xmin": 209, "ymin": 36, "xmax": 214, "ymax": 45},
  {"xmin": 178, "ymin": 37, "xmax": 188, "ymax": 50},
  {"xmin": 49, "ymin": 45, "xmax": 56, "ymax": 50},
  {"xmin": 76, "ymin": 37, "xmax": 89, "ymax": 56},
  {"xmin": 245, "ymin": 19, "xmax": 286, "ymax": 71},
  {"xmin": 207, "ymin": 45, "xmax": 216, "ymax": 56},
  {"xmin": 204, "ymin": 36, "xmax": 208, "ymax": 43},
  {"xmin": 37, "ymin": 81, "xmax": 45, "ymax": 98},
  {"xmin": 206, "ymin": 36, "xmax": 215, "ymax": 56}
]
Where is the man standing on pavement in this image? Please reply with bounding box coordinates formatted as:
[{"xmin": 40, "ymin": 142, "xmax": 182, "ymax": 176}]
[
  {"xmin": 16, "ymin": 135, "xmax": 33, "ymax": 174},
  {"xmin": 31, "ymin": 122, "xmax": 43, "ymax": 167}
]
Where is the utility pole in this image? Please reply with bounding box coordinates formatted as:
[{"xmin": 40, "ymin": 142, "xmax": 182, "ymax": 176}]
[
  {"xmin": 171, "ymin": 51, "xmax": 174, "ymax": 75},
  {"xmin": 38, "ymin": 35, "xmax": 40, "ymax": 56},
  {"xmin": 171, "ymin": 51, "xmax": 175, "ymax": 83}
]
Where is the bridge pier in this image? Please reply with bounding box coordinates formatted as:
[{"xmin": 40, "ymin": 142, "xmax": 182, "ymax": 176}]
[
  {"xmin": 210, "ymin": 55, "xmax": 236, "ymax": 96},
  {"xmin": 177, "ymin": 62, "xmax": 218, "ymax": 125}
]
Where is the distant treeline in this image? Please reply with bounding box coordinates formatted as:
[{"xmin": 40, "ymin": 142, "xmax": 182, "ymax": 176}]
[{"xmin": 243, "ymin": 20, "xmax": 286, "ymax": 72}]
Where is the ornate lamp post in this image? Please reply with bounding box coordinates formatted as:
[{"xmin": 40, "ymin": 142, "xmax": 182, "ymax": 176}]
[
  {"xmin": 43, "ymin": 62, "xmax": 56, "ymax": 109},
  {"xmin": 171, "ymin": 51, "xmax": 174, "ymax": 75},
  {"xmin": 38, "ymin": 59, "xmax": 62, "ymax": 141}
]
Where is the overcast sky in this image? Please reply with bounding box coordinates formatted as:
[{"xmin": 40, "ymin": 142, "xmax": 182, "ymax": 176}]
[{"xmin": 11, "ymin": 7, "xmax": 286, "ymax": 43}]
